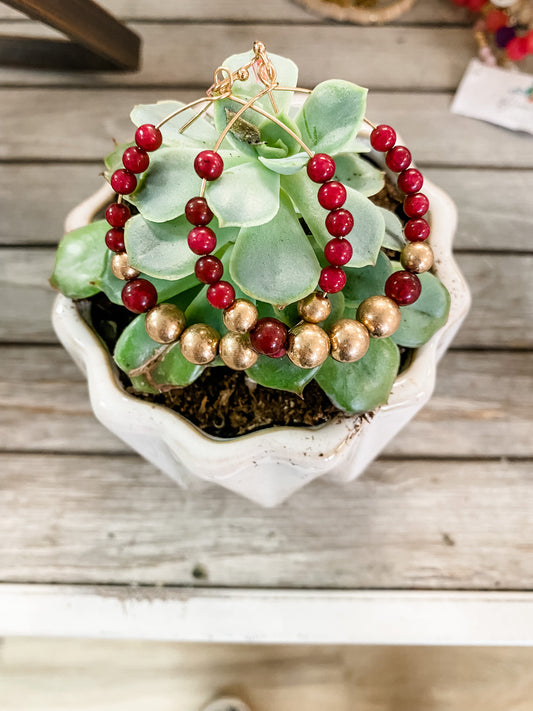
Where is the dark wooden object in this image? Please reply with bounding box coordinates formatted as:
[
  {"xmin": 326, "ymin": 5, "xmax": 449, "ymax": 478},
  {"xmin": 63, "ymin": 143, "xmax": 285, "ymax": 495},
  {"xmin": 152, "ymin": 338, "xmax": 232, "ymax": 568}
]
[{"xmin": 0, "ymin": 0, "xmax": 140, "ymax": 71}]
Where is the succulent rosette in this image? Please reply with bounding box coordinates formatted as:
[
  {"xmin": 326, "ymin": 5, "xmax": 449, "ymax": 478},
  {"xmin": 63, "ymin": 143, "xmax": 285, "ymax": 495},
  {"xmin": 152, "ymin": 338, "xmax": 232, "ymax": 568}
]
[{"xmin": 51, "ymin": 49, "xmax": 450, "ymax": 415}]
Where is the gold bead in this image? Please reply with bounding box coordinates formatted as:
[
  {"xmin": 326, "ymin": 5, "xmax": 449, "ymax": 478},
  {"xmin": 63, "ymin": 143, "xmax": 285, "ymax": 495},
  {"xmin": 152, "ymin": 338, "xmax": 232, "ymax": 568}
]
[
  {"xmin": 287, "ymin": 323, "xmax": 330, "ymax": 369},
  {"xmin": 401, "ymin": 242, "xmax": 434, "ymax": 274},
  {"xmin": 329, "ymin": 319, "xmax": 370, "ymax": 363},
  {"xmin": 297, "ymin": 291, "xmax": 332, "ymax": 324},
  {"xmin": 180, "ymin": 323, "xmax": 219, "ymax": 365},
  {"xmin": 219, "ymin": 331, "xmax": 258, "ymax": 371},
  {"xmin": 357, "ymin": 295, "xmax": 401, "ymax": 339},
  {"xmin": 236, "ymin": 67, "xmax": 249, "ymax": 81},
  {"xmin": 223, "ymin": 299, "xmax": 258, "ymax": 333},
  {"xmin": 110, "ymin": 252, "xmax": 140, "ymax": 281},
  {"xmin": 144, "ymin": 303, "xmax": 186, "ymax": 344}
]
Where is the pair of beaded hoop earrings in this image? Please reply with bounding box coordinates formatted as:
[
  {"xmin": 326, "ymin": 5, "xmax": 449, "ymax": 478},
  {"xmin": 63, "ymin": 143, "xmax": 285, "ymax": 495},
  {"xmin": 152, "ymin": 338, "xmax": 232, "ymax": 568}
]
[{"xmin": 104, "ymin": 42, "xmax": 434, "ymax": 372}]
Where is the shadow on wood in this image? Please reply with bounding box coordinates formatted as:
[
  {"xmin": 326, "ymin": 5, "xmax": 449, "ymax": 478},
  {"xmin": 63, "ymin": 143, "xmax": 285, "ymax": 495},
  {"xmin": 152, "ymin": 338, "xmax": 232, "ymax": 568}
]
[{"xmin": 0, "ymin": 0, "xmax": 140, "ymax": 71}]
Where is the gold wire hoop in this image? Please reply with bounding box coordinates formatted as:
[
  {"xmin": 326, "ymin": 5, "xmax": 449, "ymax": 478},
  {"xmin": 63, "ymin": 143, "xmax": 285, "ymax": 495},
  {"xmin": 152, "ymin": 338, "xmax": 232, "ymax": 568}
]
[{"xmin": 144, "ymin": 43, "xmax": 376, "ymax": 200}]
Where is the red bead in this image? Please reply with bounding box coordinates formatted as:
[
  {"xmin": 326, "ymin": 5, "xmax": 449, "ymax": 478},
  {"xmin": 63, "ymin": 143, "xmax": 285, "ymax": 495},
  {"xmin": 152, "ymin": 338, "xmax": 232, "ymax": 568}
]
[
  {"xmin": 194, "ymin": 150, "xmax": 224, "ymax": 181},
  {"xmin": 110, "ymin": 169, "xmax": 137, "ymax": 195},
  {"xmin": 105, "ymin": 227, "xmax": 125, "ymax": 253},
  {"xmin": 206, "ymin": 281, "xmax": 235, "ymax": 309},
  {"xmin": 397, "ymin": 168, "xmax": 424, "ymax": 194},
  {"xmin": 270, "ymin": 348, "xmax": 286, "ymax": 359},
  {"xmin": 187, "ymin": 227, "xmax": 217, "ymax": 255},
  {"xmin": 195, "ymin": 256, "xmax": 223, "ymax": 284},
  {"xmin": 405, "ymin": 218, "xmax": 430, "ymax": 242},
  {"xmin": 307, "ymin": 154, "xmax": 336, "ymax": 183},
  {"xmin": 317, "ymin": 181, "xmax": 346, "ymax": 210},
  {"xmin": 325, "ymin": 209, "xmax": 354, "ymax": 237},
  {"xmin": 370, "ymin": 124, "xmax": 397, "ymax": 152},
  {"xmin": 404, "ymin": 193, "xmax": 429, "ymax": 218},
  {"xmin": 185, "ymin": 197, "xmax": 214, "ymax": 226},
  {"xmin": 468, "ymin": 0, "xmax": 487, "ymax": 11},
  {"xmin": 385, "ymin": 271, "xmax": 422, "ymax": 306},
  {"xmin": 507, "ymin": 36, "xmax": 529, "ymax": 62},
  {"xmin": 485, "ymin": 9, "xmax": 507, "ymax": 33},
  {"xmin": 250, "ymin": 318, "xmax": 288, "ymax": 356},
  {"xmin": 105, "ymin": 202, "xmax": 130, "ymax": 227},
  {"xmin": 324, "ymin": 237, "xmax": 353, "ymax": 266},
  {"xmin": 122, "ymin": 146, "xmax": 149, "ymax": 174},
  {"xmin": 135, "ymin": 124, "xmax": 162, "ymax": 152},
  {"xmin": 386, "ymin": 146, "xmax": 411, "ymax": 173},
  {"xmin": 318, "ymin": 266, "xmax": 346, "ymax": 294},
  {"xmin": 121, "ymin": 278, "xmax": 158, "ymax": 314}
]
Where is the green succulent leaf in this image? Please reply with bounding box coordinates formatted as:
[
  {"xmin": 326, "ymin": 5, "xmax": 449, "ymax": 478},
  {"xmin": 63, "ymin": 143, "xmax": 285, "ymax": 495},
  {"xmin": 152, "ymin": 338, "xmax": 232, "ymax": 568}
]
[
  {"xmin": 343, "ymin": 252, "xmax": 393, "ymax": 307},
  {"xmin": 333, "ymin": 153, "xmax": 384, "ymax": 197},
  {"xmin": 129, "ymin": 375, "xmax": 159, "ymax": 395},
  {"xmin": 379, "ymin": 207, "xmax": 406, "ymax": 251},
  {"xmin": 246, "ymin": 356, "xmax": 319, "ymax": 395},
  {"xmin": 114, "ymin": 311, "xmax": 166, "ymax": 373},
  {"xmin": 50, "ymin": 220, "xmax": 108, "ymax": 299},
  {"xmin": 295, "ymin": 80, "xmax": 367, "ymax": 154},
  {"xmin": 206, "ymin": 160, "xmax": 280, "ymax": 228},
  {"xmin": 254, "ymin": 111, "xmax": 302, "ymax": 159},
  {"xmin": 230, "ymin": 192, "xmax": 321, "ymax": 305},
  {"xmin": 283, "ymin": 170, "xmax": 384, "ymax": 268},
  {"xmin": 114, "ymin": 289, "xmax": 204, "ymax": 392},
  {"xmin": 258, "ymin": 151, "xmax": 309, "ymax": 175},
  {"xmin": 321, "ymin": 291, "xmax": 346, "ymax": 331},
  {"xmin": 130, "ymin": 100, "xmax": 219, "ymax": 146},
  {"xmin": 127, "ymin": 146, "xmax": 202, "ymax": 222},
  {"xmin": 391, "ymin": 269, "xmax": 451, "ymax": 348},
  {"xmin": 124, "ymin": 214, "xmax": 237, "ymax": 279},
  {"xmin": 151, "ymin": 343, "xmax": 204, "ymax": 388},
  {"xmin": 104, "ymin": 142, "xmax": 133, "ymax": 176},
  {"xmin": 316, "ymin": 337, "xmax": 400, "ymax": 414}
]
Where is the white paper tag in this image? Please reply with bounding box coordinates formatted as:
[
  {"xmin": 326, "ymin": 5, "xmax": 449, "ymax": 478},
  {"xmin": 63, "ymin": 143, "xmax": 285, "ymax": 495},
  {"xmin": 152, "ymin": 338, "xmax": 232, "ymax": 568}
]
[{"xmin": 451, "ymin": 59, "xmax": 533, "ymax": 135}]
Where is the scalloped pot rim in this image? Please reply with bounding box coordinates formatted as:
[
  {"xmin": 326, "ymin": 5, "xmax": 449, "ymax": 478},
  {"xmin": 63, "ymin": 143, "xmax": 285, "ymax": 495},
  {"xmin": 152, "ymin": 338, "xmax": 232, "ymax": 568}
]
[{"xmin": 52, "ymin": 126, "xmax": 471, "ymax": 507}]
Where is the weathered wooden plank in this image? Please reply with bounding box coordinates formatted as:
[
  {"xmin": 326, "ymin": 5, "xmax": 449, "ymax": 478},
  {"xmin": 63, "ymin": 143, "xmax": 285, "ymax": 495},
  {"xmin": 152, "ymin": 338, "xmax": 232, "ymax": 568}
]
[
  {"xmin": 4, "ymin": 165, "xmax": 533, "ymax": 251},
  {"xmin": 1, "ymin": 453, "xmax": 532, "ymax": 588},
  {"xmin": 0, "ymin": 0, "xmax": 474, "ymax": 24},
  {"xmin": 2, "ymin": 89, "xmax": 533, "ymax": 168},
  {"xmin": 1, "ymin": 249, "xmax": 531, "ymax": 347},
  {"xmin": 424, "ymin": 168, "xmax": 533, "ymax": 252},
  {"xmin": 0, "ymin": 164, "xmax": 102, "ymax": 245},
  {"xmin": 1, "ymin": 638, "xmax": 533, "ymax": 711},
  {"xmin": 0, "ymin": 23, "xmax": 481, "ymax": 89},
  {"xmin": 1, "ymin": 346, "xmax": 531, "ymax": 458}
]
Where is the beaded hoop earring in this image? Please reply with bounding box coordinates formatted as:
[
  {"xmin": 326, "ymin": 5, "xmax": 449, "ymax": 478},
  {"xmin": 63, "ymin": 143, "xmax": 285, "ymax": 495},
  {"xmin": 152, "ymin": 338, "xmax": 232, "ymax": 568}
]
[{"xmin": 104, "ymin": 42, "xmax": 434, "ymax": 371}]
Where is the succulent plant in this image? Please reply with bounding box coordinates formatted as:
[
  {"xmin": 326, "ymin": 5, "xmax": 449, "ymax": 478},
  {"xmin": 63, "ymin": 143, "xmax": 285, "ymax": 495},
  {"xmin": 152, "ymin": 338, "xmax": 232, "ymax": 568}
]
[{"xmin": 51, "ymin": 49, "xmax": 450, "ymax": 415}]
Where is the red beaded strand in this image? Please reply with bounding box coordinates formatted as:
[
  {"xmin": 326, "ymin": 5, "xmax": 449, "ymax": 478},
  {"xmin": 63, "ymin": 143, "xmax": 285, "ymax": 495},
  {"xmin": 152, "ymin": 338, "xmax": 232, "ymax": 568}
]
[
  {"xmin": 103, "ymin": 116, "xmax": 431, "ymax": 352},
  {"xmin": 369, "ymin": 123, "xmax": 432, "ymax": 306},
  {"xmin": 106, "ymin": 124, "xmax": 163, "ymax": 313}
]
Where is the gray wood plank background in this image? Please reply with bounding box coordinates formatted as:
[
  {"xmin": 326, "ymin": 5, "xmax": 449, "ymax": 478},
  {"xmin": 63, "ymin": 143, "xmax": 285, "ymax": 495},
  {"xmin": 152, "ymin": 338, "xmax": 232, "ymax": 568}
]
[{"xmin": 0, "ymin": 0, "xmax": 532, "ymax": 591}]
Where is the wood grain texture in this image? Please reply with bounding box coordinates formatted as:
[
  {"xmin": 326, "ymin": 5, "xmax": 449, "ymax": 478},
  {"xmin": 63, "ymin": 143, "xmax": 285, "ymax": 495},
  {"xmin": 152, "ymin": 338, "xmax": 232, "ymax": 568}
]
[
  {"xmin": 2, "ymin": 249, "xmax": 532, "ymax": 347},
  {"xmin": 0, "ymin": 0, "xmax": 474, "ymax": 24},
  {"xmin": 1, "ymin": 347, "xmax": 532, "ymax": 458},
  {"xmin": 2, "ymin": 0, "xmax": 140, "ymax": 71},
  {"xmin": 2, "ymin": 639, "xmax": 532, "ymax": 711},
  {"xmin": 0, "ymin": 23, "xmax": 483, "ymax": 89},
  {"xmin": 1, "ymin": 453, "xmax": 532, "ymax": 589},
  {"xmin": 3, "ymin": 89, "xmax": 533, "ymax": 167},
  {"xmin": 4, "ymin": 166, "xmax": 533, "ymax": 251}
]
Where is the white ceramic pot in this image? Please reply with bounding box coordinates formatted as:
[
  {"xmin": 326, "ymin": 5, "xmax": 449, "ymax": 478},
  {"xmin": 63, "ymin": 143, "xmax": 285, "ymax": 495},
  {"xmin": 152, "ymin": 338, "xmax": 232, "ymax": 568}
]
[{"xmin": 52, "ymin": 146, "xmax": 470, "ymax": 507}]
